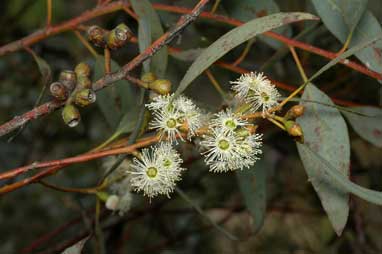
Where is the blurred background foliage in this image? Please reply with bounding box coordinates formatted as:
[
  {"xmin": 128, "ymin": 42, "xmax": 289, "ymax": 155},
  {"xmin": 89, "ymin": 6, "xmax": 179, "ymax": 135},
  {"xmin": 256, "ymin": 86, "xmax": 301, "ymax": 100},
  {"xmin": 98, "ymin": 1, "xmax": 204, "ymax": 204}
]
[{"xmin": 0, "ymin": 0, "xmax": 382, "ymax": 253}]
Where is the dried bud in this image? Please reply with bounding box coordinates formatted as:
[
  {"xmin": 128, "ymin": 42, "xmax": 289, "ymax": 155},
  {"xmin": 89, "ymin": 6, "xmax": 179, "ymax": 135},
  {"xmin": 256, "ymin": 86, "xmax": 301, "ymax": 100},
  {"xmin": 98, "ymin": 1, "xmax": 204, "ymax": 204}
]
[
  {"xmin": 284, "ymin": 120, "xmax": 304, "ymax": 142},
  {"xmin": 74, "ymin": 62, "xmax": 91, "ymax": 77},
  {"xmin": 59, "ymin": 70, "xmax": 76, "ymax": 91},
  {"xmin": 62, "ymin": 104, "xmax": 81, "ymax": 127},
  {"xmin": 50, "ymin": 82, "xmax": 68, "ymax": 100},
  {"xmin": 77, "ymin": 75, "xmax": 92, "ymax": 89},
  {"xmin": 285, "ymin": 105, "xmax": 305, "ymax": 120},
  {"xmin": 107, "ymin": 23, "xmax": 133, "ymax": 50},
  {"xmin": 141, "ymin": 72, "xmax": 157, "ymax": 84},
  {"xmin": 74, "ymin": 89, "xmax": 96, "ymax": 107},
  {"xmin": 87, "ymin": 25, "xmax": 108, "ymax": 48},
  {"xmin": 149, "ymin": 79, "xmax": 172, "ymax": 95}
]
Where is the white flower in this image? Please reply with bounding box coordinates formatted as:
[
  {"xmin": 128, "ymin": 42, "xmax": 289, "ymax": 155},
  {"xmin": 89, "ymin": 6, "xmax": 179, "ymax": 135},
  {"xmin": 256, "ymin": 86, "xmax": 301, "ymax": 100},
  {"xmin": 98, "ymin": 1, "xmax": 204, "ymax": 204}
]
[
  {"xmin": 129, "ymin": 143, "xmax": 185, "ymax": 198},
  {"xmin": 200, "ymin": 123, "xmax": 263, "ymax": 173},
  {"xmin": 105, "ymin": 192, "xmax": 133, "ymax": 216},
  {"xmin": 149, "ymin": 109, "xmax": 183, "ymax": 143},
  {"xmin": 201, "ymin": 128, "xmax": 241, "ymax": 169},
  {"xmin": 230, "ymin": 72, "xmax": 280, "ymax": 115},
  {"xmin": 146, "ymin": 93, "xmax": 202, "ymax": 141},
  {"xmin": 210, "ymin": 109, "xmax": 248, "ymax": 133}
]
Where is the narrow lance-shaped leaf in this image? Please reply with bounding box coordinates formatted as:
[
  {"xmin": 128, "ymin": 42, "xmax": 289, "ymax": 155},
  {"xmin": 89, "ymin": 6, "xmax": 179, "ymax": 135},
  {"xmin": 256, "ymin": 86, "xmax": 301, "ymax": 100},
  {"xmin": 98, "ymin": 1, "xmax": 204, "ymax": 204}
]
[
  {"xmin": 131, "ymin": 0, "xmax": 168, "ymax": 77},
  {"xmin": 312, "ymin": 0, "xmax": 382, "ymax": 74},
  {"xmin": 296, "ymin": 83, "xmax": 350, "ymax": 236},
  {"xmin": 175, "ymin": 12, "xmax": 318, "ymax": 97},
  {"xmin": 236, "ymin": 156, "xmax": 267, "ymax": 234}
]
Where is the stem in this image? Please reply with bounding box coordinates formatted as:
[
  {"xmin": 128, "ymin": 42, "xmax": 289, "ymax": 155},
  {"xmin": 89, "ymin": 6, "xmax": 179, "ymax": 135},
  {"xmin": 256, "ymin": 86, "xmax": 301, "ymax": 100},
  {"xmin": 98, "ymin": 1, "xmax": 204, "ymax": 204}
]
[
  {"xmin": 104, "ymin": 48, "xmax": 111, "ymax": 74},
  {"xmin": 205, "ymin": 69, "xmax": 227, "ymax": 99},
  {"xmin": 233, "ymin": 38, "xmax": 255, "ymax": 66},
  {"xmin": 74, "ymin": 30, "xmax": 98, "ymax": 58},
  {"xmin": 211, "ymin": 0, "xmax": 221, "ymax": 14},
  {"xmin": 267, "ymin": 117, "xmax": 286, "ymax": 131},
  {"xmin": 46, "ymin": 0, "xmax": 52, "ymax": 27},
  {"xmin": 39, "ymin": 180, "xmax": 97, "ymax": 194},
  {"xmin": 289, "ymin": 46, "xmax": 308, "ymax": 82}
]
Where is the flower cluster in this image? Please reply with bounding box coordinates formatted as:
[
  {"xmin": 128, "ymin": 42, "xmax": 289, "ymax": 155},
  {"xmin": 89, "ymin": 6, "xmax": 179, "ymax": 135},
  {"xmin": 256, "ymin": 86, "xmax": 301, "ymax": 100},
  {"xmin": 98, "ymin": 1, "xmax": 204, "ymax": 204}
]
[
  {"xmin": 146, "ymin": 93, "xmax": 202, "ymax": 142},
  {"xmin": 230, "ymin": 72, "xmax": 280, "ymax": 116},
  {"xmin": 129, "ymin": 142, "xmax": 185, "ymax": 198},
  {"xmin": 201, "ymin": 109, "xmax": 263, "ymax": 173}
]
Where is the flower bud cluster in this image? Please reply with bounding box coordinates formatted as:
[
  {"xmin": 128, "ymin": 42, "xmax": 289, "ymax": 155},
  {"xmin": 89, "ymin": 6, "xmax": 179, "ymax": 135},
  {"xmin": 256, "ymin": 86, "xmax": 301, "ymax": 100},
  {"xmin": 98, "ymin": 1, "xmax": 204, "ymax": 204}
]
[
  {"xmin": 55, "ymin": 62, "xmax": 96, "ymax": 127},
  {"xmin": 87, "ymin": 23, "xmax": 133, "ymax": 50}
]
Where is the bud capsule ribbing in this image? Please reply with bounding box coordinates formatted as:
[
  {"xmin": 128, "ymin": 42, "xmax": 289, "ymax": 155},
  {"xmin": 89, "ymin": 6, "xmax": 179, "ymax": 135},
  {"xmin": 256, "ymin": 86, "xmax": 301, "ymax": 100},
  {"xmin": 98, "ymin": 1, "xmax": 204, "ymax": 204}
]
[
  {"xmin": 74, "ymin": 89, "xmax": 97, "ymax": 107},
  {"xmin": 62, "ymin": 104, "xmax": 81, "ymax": 127},
  {"xmin": 50, "ymin": 82, "xmax": 68, "ymax": 100}
]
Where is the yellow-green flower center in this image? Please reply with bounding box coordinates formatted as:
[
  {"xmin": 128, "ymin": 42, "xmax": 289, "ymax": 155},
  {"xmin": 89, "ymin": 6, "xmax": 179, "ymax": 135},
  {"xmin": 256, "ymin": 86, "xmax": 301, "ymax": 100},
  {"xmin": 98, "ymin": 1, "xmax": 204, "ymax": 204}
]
[
  {"xmin": 146, "ymin": 167, "xmax": 158, "ymax": 178},
  {"xmin": 218, "ymin": 139, "xmax": 230, "ymax": 150},
  {"xmin": 166, "ymin": 118, "xmax": 177, "ymax": 128},
  {"xmin": 224, "ymin": 119, "xmax": 237, "ymax": 130}
]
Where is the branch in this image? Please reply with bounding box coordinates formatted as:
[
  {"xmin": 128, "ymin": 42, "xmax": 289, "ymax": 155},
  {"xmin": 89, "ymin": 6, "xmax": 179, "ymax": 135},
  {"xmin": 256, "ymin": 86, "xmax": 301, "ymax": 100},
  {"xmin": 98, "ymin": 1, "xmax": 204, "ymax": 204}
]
[{"xmin": 0, "ymin": 0, "xmax": 210, "ymax": 137}]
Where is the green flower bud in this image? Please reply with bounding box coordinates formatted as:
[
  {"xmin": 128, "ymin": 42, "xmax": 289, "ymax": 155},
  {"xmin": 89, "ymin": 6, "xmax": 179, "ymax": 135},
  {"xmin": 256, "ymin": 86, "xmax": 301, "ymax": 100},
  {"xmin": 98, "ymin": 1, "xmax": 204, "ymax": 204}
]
[
  {"xmin": 107, "ymin": 23, "xmax": 133, "ymax": 50},
  {"xmin": 141, "ymin": 72, "xmax": 157, "ymax": 83},
  {"xmin": 50, "ymin": 82, "xmax": 68, "ymax": 100},
  {"xmin": 87, "ymin": 25, "xmax": 108, "ymax": 48},
  {"xmin": 284, "ymin": 120, "xmax": 304, "ymax": 142},
  {"xmin": 59, "ymin": 70, "xmax": 76, "ymax": 91},
  {"xmin": 149, "ymin": 79, "xmax": 172, "ymax": 95},
  {"xmin": 62, "ymin": 104, "xmax": 81, "ymax": 127},
  {"xmin": 74, "ymin": 62, "xmax": 91, "ymax": 77},
  {"xmin": 285, "ymin": 105, "xmax": 305, "ymax": 120},
  {"xmin": 77, "ymin": 75, "xmax": 92, "ymax": 89},
  {"xmin": 74, "ymin": 89, "xmax": 96, "ymax": 107}
]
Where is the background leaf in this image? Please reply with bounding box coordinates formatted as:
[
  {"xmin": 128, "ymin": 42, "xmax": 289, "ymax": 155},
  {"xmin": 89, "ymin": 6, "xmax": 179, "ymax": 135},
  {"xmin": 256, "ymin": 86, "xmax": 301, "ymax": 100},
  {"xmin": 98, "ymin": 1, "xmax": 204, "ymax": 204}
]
[
  {"xmin": 174, "ymin": 12, "xmax": 317, "ymax": 97},
  {"xmin": 61, "ymin": 237, "xmax": 89, "ymax": 254},
  {"xmin": 131, "ymin": 0, "xmax": 168, "ymax": 77},
  {"xmin": 296, "ymin": 83, "xmax": 350, "ymax": 235},
  {"xmin": 94, "ymin": 56, "xmax": 137, "ymax": 129},
  {"xmin": 224, "ymin": 0, "xmax": 291, "ymax": 49},
  {"xmin": 29, "ymin": 50, "xmax": 52, "ymax": 87},
  {"xmin": 343, "ymin": 106, "xmax": 382, "ymax": 147},
  {"xmin": 236, "ymin": 156, "xmax": 267, "ymax": 234},
  {"xmin": 311, "ymin": 0, "xmax": 382, "ymax": 74}
]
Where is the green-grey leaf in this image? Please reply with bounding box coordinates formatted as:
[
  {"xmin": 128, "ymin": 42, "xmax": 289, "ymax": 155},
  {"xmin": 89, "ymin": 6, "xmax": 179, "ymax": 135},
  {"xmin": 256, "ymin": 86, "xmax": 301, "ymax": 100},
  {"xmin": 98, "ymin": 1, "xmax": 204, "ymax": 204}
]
[
  {"xmin": 29, "ymin": 50, "xmax": 52, "ymax": 87},
  {"xmin": 131, "ymin": 0, "xmax": 168, "ymax": 77},
  {"xmin": 94, "ymin": 55, "xmax": 137, "ymax": 128},
  {"xmin": 175, "ymin": 12, "xmax": 318, "ymax": 97},
  {"xmin": 225, "ymin": 0, "xmax": 291, "ymax": 49},
  {"xmin": 300, "ymin": 144, "xmax": 382, "ymax": 205},
  {"xmin": 343, "ymin": 106, "xmax": 382, "ymax": 147},
  {"xmin": 236, "ymin": 157, "xmax": 267, "ymax": 234},
  {"xmin": 312, "ymin": 0, "xmax": 382, "ymax": 74},
  {"xmin": 296, "ymin": 83, "xmax": 350, "ymax": 235}
]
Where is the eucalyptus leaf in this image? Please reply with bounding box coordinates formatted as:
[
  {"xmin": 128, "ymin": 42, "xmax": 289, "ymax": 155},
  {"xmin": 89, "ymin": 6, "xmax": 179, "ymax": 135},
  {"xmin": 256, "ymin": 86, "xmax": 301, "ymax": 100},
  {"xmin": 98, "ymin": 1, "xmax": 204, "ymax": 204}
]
[
  {"xmin": 61, "ymin": 237, "xmax": 89, "ymax": 254},
  {"xmin": 131, "ymin": 0, "xmax": 168, "ymax": 77},
  {"xmin": 296, "ymin": 83, "xmax": 350, "ymax": 235},
  {"xmin": 29, "ymin": 50, "xmax": 52, "ymax": 87},
  {"xmin": 224, "ymin": 0, "xmax": 291, "ymax": 49},
  {"xmin": 312, "ymin": 0, "xmax": 382, "ymax": 74},
  {"xmin": 236, "ymin": 157, "xmax": 267, "ymax": 234},
  {"xmin": 343, "ymin": 106, "xmax": 382, "ymax": 147},
  {"xmin": 175, "ymin": 12, "xmax": 318, "ymax": 97},
  {"xmin": 93, "ymin": 55, "xmax": 137, "ymax": 129}
]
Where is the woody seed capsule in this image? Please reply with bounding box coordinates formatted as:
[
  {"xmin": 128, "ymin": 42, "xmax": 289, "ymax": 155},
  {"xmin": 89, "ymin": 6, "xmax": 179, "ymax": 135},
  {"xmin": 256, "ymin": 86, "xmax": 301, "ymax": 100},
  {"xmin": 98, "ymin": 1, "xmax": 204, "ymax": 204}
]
[
  {"xmin": 107, "ymin": 23, "xmax": 133, "ymax": 50},
  {"xmin": 50, "ymin": 82, "xmax": 68, "ymax": 100},
  {"xmin": 77, "ymin": 75, "xmax": 92, "ymax": 89},
  {"xmin": 74, "ymin": 89, "xmax": 97, "ymax": 107},
  {"xmin": 59, "ymin": 70, "xmax": 76, "ymax": 91},
  {"xmin": 87, "ymin": 25, "xmax": 108, "ymax": 48},
  {"xmin": 62, "ymin": 104, "xmax": 81, "ymax": 127},
  {"xmin": 74, "ymin": 62, "xmax": 91, "ymax": 77}
]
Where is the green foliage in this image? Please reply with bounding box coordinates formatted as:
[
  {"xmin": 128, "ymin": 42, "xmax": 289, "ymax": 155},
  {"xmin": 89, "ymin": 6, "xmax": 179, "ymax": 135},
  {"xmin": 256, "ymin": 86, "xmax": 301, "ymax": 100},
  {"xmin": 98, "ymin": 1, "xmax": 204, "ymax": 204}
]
[
  {"xmin": 297, "ymin": 83, "xmax": 350, "ymax": 235},
  {"xmin": 312, "ymin": 0, "xmax": 382, "ymax": 74}
]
